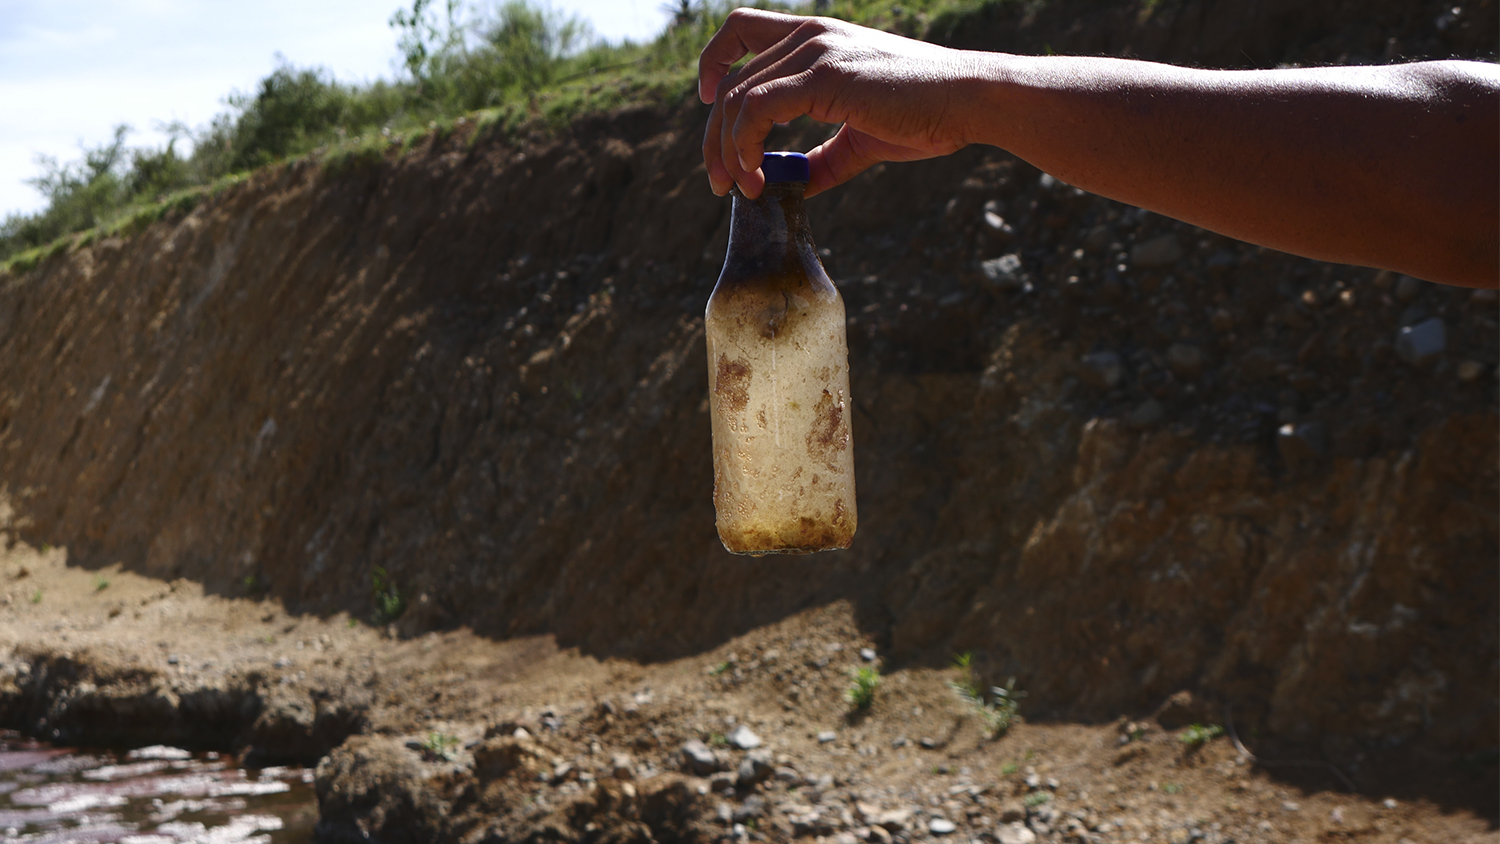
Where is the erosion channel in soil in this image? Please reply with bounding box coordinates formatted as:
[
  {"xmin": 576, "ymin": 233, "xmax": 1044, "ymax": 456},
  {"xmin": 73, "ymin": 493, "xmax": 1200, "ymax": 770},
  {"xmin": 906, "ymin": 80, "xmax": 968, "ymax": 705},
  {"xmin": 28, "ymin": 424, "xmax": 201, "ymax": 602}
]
[{"xmin": 0, "ymin": 0, "xmax": 1495, "ymax": 842}]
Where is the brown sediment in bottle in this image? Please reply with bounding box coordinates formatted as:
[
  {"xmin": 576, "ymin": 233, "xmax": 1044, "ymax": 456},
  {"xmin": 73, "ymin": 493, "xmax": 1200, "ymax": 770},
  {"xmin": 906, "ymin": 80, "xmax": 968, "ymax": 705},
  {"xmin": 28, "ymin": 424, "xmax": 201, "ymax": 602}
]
[{"xmin": 705, "ymin": 182, "xmax": 856, "ymax": 556}]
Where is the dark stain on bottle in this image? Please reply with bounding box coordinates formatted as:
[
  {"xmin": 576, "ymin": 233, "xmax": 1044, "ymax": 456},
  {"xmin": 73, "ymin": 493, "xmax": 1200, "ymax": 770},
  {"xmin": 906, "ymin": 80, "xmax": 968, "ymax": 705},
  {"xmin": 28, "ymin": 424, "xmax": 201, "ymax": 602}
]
[
  {"xmin": 806, "ymin": 389, "xmax": 849, "ymax": 470},
  {"xmin": 715, "ymin": 353, "xmax": 751, "ymax": 414}
]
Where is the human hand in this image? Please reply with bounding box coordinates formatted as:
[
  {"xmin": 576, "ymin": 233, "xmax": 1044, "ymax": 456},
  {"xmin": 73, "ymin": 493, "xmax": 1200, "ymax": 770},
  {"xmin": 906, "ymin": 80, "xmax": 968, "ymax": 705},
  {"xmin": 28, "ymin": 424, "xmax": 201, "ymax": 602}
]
[{"xmin": 698, "ymin": 8, "xmax": 976, "ymax": 198}]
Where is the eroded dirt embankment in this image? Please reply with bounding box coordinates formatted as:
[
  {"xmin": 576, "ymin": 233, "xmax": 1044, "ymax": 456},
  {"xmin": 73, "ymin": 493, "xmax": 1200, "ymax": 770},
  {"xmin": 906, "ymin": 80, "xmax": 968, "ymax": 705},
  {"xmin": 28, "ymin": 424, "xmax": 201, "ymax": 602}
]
[{"xmin": 0, "ymin": 0, "xmax": 1494, "ymax": 839}]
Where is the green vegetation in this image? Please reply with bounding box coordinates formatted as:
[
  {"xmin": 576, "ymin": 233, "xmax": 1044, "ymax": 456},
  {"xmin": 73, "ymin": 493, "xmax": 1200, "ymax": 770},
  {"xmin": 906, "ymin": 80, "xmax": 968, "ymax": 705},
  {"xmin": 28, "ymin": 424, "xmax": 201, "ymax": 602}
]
[
  {"xmin": 29, "ymin": 589, "xmax": 42, "ymax": 604},
  {"xmin": 948, "ymin": 652, "xmax": 1025, "ymax": 737},
  {"xmin": 1, "ymin": 0, "xmax": 1005, "ymax": 272},
  {"xmin": 707, "ymin": 731, "xmax": 729, "ymax": 747},
  {"xmin": 1024, "ymin": 791, "xmax": 1052, "ymax": 807},
  {"xmin": 844, "ymin": 665, "xmax": 880, "ymax": 710},
  {"xmin": 710, "ymin": 660, "xmax": 732, "ymax": 675},
  {"xmin": 372, "ymin": 565, "xmax": 406, "ymax": 624},
  {"xmin": 421, "ymin": 730, "xmax": 461, "ymax": 760},
  {"xmin": 1162, "ymin": 782, "xmax": 1183, "ymax": 794},
  {"xmin": 1178, "ymin": 723, "xmax": 1225, "ymax": 748},
  {"xmin": 93, "ymin": 574, "xmax": 110, "ymax": 592},
  {"xmin": 1000, "ymin": 762, "xmax": 1019, "ymax": 775}
]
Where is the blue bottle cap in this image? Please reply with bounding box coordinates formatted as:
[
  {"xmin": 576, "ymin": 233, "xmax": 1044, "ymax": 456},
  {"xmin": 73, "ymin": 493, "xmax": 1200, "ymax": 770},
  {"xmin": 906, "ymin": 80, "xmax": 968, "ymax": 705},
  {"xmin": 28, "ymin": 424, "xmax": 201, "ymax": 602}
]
[{"xmin": 760, "ymin": 151, "xmax": 810, "ymax": 184}]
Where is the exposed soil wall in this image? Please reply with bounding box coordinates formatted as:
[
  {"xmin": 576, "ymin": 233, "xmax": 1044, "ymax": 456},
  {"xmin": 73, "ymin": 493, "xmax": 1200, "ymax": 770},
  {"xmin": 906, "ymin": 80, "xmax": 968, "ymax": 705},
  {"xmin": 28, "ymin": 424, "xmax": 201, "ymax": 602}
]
[{"xmin": 0, "ymin": 0, "xmax": 1493, "ymax": 769}]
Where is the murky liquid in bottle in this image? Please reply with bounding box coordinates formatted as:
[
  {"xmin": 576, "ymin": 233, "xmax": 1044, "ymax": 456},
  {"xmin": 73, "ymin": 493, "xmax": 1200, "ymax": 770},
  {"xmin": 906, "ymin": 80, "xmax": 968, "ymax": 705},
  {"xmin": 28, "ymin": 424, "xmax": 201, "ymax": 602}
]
[{"xmin": 706, "ymin": 152, "xmax": 856, "ymax": 555}]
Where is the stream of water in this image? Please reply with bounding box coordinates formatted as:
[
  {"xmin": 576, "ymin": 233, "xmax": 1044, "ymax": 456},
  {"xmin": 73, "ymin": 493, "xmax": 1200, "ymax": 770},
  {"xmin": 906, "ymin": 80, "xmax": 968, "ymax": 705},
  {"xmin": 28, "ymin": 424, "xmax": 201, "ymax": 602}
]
[{"xmin": 0, "ymin": 731, "xmax": 317, "ymax": 844}]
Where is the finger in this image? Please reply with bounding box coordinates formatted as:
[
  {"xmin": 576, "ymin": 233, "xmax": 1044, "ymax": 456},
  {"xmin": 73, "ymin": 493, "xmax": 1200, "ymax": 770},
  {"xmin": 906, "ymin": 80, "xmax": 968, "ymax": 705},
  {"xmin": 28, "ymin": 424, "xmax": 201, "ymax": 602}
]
[
  {"xmin": 698, "ymin": 8, "xmax": 808, "ymax": 104},
  {"xmin": 701, "ymin": 100, "xmax": 734, "ymax": 196},
  {"xmin": 804, "ymin": 126, "xmax": 887, "ymax": 197},
  {"xmin": 726, "ymin": 62, "xmax": 833, "ymax": 177}
]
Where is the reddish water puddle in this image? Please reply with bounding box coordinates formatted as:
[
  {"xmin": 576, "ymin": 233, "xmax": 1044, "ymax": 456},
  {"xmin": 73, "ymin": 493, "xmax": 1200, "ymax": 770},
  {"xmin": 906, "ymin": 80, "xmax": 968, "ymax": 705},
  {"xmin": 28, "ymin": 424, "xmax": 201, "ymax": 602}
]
[{"xmin": 0, "ymin": 732, "xmax": 315, "ymax": 843}]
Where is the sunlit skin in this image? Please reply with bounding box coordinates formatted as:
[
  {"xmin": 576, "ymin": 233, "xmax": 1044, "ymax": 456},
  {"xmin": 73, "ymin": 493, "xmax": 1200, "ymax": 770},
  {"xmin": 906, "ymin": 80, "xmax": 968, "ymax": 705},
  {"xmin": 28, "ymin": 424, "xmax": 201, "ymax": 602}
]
[{"xmin": 699, "ymin": 9, "xmax": 1500, "ymax": 289}]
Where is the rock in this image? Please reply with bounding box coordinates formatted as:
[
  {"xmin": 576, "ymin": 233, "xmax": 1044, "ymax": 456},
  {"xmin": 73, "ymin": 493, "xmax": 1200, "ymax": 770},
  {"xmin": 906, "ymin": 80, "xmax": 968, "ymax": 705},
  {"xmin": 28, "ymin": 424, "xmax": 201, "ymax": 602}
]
[
  {"xmin": 1395, "ymin": 317, "xmax": 1446, "ymax": 366},
  {"xmin": 1044, "ymin": 777, "xmax": 1060, "ymax": 790},
  {"xmin": 473, "ymin": 736, "xmax": 554, "ymax": 780},
  {"xmin": 1205, "ymin": 249, "xmax": 1238, "ymax": 275},
  {"xmin": 1126, "ymin": 399, "xmax": 1164, "ymax": 430},
  {"xmin": 1083, "ymin": 226, "xmax": 1113, "ymax": 253},
  {"xmin": 1153, "ymin": 690, "xmax": 1209, "ymax": 729},
  {"xmin": 727, "ymin": 725, "xmax": 761, "ymax": 750},
  {"xmin": 1166, "ymin": 343, "xmax": 1205, "ymax": 379},
  {"xmin": 734, "ymin": 794, "xmax": 766, "ymax": 821},
  {"xmin": 1168, "ymin": 829, "xmax": 1191, "ymax": 844},
  {"xmin": 1457, "ymin": 360, "xmax": 1487, "ymax": 382},
  {"xmin": 859, "ymin": 647, "xmax": 877, "ymax": 662},
  {"xmin": 866, "ymin": 825, "xmax": 893, "ymax": 843},
  {"xmin": 1024, "ymin": 773, "xmax": 1042, "ymax": 790},
  {"xmin": 1277, "ymin": 421, "xmax": 1328, "ymax": 469},
  {"xmin": 918, "ymin": 737, "xmax": 939, "ymax": 749},
  {"xmin": 610, "ymin": 753, "xmax": 636, "ymax": 780},
  {"xmin": 1130, "ymin": 234, "xmax": 1184, "ymax": 269},
  {"xmin": 773, "ymin": 767, "xmax": 801, "ymax": 784},
  {"xmin": 817, "ymin": 730, "xmax": 838, "ymax": 744},
  {"xmin": 890, "ymin": 735, "xmax": 909, "ymax": 749},
  {"xmin": 875, "ymin": 809, "xmax": 912, "ymax": 832},
  {"xmin": 1395, "ymin": 274, "xmax": 1424, "ymax": 303},
  {"xmin": 1210, "ymin": 308, "xmax": 1235, "ymax": 332},
  {"xmin": 996, "ymin": 822, "xmax": 1037, "ymax": 844},
  {"xmin": 929, "ymin": 817, "xmax": 957, "ymax": 835},
  {"xmin": 999, "ymin": 803, "xmax": 1025, "ymax": 823},
  {"xmin": 980, "ymin": 254, "xmax": 1026, "ymax": 291},
  {"xmin": 680, "ymin": 739, "xmax": 721, "ymax": 775},
  {"xmin": 738, "ymin": 750, "xmax": 774, "ymax": 786},
  {"xmin": 1470, "ymin": 288, "xmax": 1498, "ymax": 306},
  {"xmin": 1080, "ymin": 351, "xmax": 1124, "ymax": 389}
]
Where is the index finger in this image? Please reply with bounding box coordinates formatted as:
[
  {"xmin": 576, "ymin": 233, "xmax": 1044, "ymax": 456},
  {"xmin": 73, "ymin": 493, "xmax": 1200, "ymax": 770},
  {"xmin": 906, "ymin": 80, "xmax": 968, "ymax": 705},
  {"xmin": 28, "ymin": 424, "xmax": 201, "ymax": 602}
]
[{"xmin": 698, "ymin": 8, "xmax": 808, "ymax": 104}]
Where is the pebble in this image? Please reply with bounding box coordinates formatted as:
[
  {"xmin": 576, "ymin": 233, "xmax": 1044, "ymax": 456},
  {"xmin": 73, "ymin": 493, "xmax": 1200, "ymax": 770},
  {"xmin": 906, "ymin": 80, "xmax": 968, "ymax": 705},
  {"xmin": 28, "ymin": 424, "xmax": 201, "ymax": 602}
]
[
  {"xmin": 1282, "ymin": 801, "xmax": 1301, "ymax": 812},
  {"xmin": 1395, "ymin": 317, "xmax": 1446, "ymax": 365},
  {"xmin": 1080, "ymin": 351, "xmax": 1124, "ymax": 389},
  {"xmin": 875, "ymin": 809, "xmax": 912, "ymax": 832},
  {"xmin": 1470, "ymin": 288, "xmax": 1498, "ymax": 306},
  {"xmin": 980, "ymin": 254, "xmax": 1026, "ymax": 291},
  {"xmin": 272, "ymin": 657, "xmax": 292, "ymax": 668},
  {"xmin": 738, "ymin": 750, "xmax": 774, "ymax": 786},
  {"xmin": 919, "ymin": 737, "xmax": 939, "ymax": 749},
  {"xmin": 1210, "ymin": 308, "xmax": 1235, "ymax": 332},
  {"xmin": 1457, "ymin": 360, "xmax": 1487, "ymax": 382},
  {"xmin": 1166, "ymin": 343, "xmax": 1205, "ymax": 379},
  {"xmin": 1395, "ymin": 274, "xmax": 1424, "ymax": 303},
  {"xmin": 890, "ymin": 735, "xmax": 909, "ymax": 748},
  {"xmin": 773, "ymin": 767, "xmax": 801, "ymax": 784},
  {"xmin": 728, "ymin": 725, "xmax": 762, "ymax": 750},
  {"xmin": 859, "ymin": 647, "xmax": 877, "ymax": 662},
  {"xmin": 995, "ymin": 822, "xmax": 1037, "ymax": 844},
  {"xmin": 734, "ymin": 795, "xmax": 766, "ymax": 821},
  {"xmin": 1023, "ymin": 773, "xmax": 1042, "ymax": 790},
  {"xmin": 1126, "ymin": 399, "xmax": 1164, "ymax": 430},
  {"xmin": 1277, "ymin": 421, "xmax": 1328, "ymax": 469},
  {"xmin": 817, "ymin": 730, "xmax": 837, "ymax": 744},
  {"xmin": 1083, "ymin": 226, "xmax": 1113, "ymax": 253},
  {"xmin": 1130, "ymin": 234, "xmax": 1184, "ymax": 269},
  {"xmin": 929, "ymin": 817, "xmax": 957, "ymax": 835},
  {"xmin": 680, "ymin": 739, "xmax": 720, "ymax": 775},
  {"xmin": 610, "ymin": 754, "xmax": 635, "ymax": 780},
  {"xmin": 1383, "ymin": 798, "xmax": 1398, "ymax": 809}
]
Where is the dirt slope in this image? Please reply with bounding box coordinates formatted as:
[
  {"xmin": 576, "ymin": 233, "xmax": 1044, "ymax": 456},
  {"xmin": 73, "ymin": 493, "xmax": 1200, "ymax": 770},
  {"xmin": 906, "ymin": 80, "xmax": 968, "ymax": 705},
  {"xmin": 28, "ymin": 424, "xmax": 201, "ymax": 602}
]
[{"xmin": 0, "ymin": 0, "xmax": 1493, "ymax": 838}]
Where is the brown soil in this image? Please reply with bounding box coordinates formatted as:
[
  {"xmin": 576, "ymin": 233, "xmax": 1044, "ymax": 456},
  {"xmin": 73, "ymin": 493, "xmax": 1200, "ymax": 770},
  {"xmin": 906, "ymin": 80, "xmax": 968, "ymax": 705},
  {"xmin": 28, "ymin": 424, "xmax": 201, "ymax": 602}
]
[
  {"xmin": 0, "ymin": 544, "xmax": 1492, "ymax": 843},
  {"xmin": 0, "ymin": 0, "xmax": 1494, "ymax": 841}
]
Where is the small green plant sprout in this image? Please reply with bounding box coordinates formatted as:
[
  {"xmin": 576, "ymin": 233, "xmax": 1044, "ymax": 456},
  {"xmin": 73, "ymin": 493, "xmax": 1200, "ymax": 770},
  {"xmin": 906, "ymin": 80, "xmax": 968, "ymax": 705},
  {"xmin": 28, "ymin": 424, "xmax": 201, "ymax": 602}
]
[
  {"xmin": 709, "ymin": 660, "xmax": 731, "ymax": 676},
  {"xmin": 347, "ymin": 616, "xmax": 360, "ymax": 629},
  {"xmin": 1162, "ymin": 783, "xmax": 1183, "ymax": 794},
  {"xmin": 948, "ymin": 653, "xmax": 1025, "ymax": 738},
  {"xmin": 29, "ymin": 589, "xmax": 42, "ymax": 604},
  {"xmin": 844, "ymin": 666, "xmax": 880, "ymax": 711},
  {"xmin": 1024, "ymin": 791, "xmax": 1052, "ymax": 808},
  {"xmin": 1000, "ymin": 762, "xmax": 1019, "ymax": 775},
  {"xmin": 371, "ymin": 566, "xmax": 406, "ymax": 624},
  {"xmin": 421, "ymin": 731, "xmax": 460, "ymax": 761},
  {"xmin": 707, "ymin": 732, "xmax": 728, "ymax": 747},
  {"xmin": 1178, "ymin": 723, "xmax": 1225, "ymax": 748},
  {"xmin": 93, "ymin": 574, "xmax": 110, "ymax": 591}
]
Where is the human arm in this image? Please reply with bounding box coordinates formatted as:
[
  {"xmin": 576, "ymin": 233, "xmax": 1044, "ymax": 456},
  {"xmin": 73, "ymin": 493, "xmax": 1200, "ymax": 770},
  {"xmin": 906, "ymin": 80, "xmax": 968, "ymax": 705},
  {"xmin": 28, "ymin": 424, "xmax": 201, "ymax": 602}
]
[{"xmin": 699, "ymin": 9, "xmax": 1500, "ymax": 288}]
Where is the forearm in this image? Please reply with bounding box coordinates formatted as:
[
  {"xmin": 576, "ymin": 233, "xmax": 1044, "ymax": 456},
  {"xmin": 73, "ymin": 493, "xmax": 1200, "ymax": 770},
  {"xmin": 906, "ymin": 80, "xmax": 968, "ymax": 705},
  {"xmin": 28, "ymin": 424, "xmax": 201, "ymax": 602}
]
[{"xmin": 960, "ymin": 56, "xmax": 1500, "ymax": 287}]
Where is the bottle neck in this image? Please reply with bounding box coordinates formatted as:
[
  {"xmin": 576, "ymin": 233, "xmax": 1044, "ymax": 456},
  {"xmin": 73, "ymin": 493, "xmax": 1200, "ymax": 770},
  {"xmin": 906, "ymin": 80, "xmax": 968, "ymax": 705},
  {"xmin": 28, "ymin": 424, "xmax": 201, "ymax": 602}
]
[{"xmin": 724, "ymin": 183, "xmax": 818, "ymax": 279}]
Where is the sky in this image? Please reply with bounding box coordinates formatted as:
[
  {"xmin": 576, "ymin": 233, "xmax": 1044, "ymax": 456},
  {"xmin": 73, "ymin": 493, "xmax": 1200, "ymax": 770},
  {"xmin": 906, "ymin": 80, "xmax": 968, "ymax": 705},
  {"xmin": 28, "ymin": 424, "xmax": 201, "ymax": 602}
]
[{"xmin": 0, "ymin": 0, "xmax": 677, "ymax": 219}]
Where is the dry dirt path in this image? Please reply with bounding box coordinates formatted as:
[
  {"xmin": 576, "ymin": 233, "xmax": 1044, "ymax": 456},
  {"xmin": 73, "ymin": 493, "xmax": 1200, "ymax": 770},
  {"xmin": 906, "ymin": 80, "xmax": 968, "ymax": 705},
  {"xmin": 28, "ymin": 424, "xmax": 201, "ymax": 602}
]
[{"xmin": 0, "ymin": 537, "xmax": 1491, "ymax": 844}]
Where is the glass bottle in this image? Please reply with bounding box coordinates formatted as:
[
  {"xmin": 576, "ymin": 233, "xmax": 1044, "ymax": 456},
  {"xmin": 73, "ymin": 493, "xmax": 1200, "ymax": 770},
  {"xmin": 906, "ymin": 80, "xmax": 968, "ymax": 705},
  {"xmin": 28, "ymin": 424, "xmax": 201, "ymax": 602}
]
[{"xmin": 705, "ymin": 152, "xmax": 857, "ymax": 555}]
